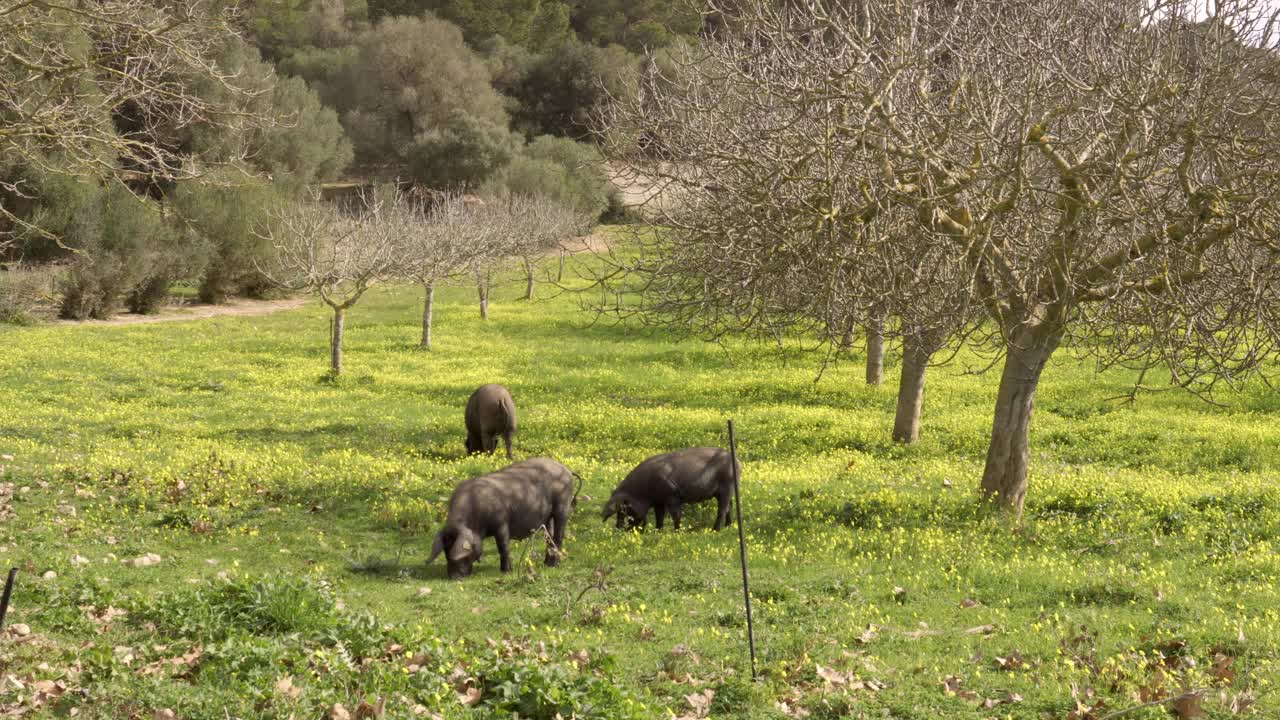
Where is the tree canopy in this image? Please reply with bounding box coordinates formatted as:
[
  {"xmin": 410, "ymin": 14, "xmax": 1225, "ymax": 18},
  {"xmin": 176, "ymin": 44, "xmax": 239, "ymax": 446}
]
[{"xmin": 599, "ymin": 0, "xmax": 1280, "ymax": 515}]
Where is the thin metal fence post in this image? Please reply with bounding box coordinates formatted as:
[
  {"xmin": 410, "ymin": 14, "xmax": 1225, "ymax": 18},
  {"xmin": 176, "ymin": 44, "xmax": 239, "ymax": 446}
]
[
  {"xmin": 0, "ymin": 568, "xmax": 17, "ymax": 632},
  {"xmin": 728, "ymin": 420, "xmax": 758, "ymax": 679}
]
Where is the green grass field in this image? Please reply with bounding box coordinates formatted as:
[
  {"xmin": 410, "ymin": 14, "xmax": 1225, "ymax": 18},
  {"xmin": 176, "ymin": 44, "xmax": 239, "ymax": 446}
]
[{"xmin": 1, "ymin": 255, "xmax": 1277, "ymax": 719}]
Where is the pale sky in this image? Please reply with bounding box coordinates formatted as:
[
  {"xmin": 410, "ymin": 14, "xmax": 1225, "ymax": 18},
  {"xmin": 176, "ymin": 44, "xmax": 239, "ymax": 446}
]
[{"xmin": 1153, "ymin": 0, "xmax": 1280, "ymax": 46}]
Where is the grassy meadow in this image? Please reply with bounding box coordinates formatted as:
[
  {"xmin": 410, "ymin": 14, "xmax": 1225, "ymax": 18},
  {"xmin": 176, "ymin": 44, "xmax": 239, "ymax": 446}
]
[{"xmin": 1, "ymin": 251, "xmax": 1278, "ymax": 719}]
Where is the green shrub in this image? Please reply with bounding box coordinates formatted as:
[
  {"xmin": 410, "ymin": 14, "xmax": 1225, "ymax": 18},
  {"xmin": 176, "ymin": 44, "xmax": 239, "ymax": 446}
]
[
  {"xmin": 334, "ymin": 15, "xmax": 508, "ymax": 165},
  {"xmin": 172, "ymin": 172, "xmax": 280, "ymax": 304},
  {"xmin": 484, "ymin": 135, "xmax": 611, "ymax": 218},
  {"xmin": 408, "ymin": 111, "xmax": 518, "ymax": 190},
  {"xmin": 0, "ymin": 263, "xmax": 57, "ymax": 324},
  {"xmin": 504, "ymin": 39, "xmax": 635, "ymax": 139},
  {"xmin": 600, "ymin": 187, "xmax": 644, "ymax": 225},
  {"xmin": 57, "ymin": 185, "xmax": 178, "ymax": 319}
]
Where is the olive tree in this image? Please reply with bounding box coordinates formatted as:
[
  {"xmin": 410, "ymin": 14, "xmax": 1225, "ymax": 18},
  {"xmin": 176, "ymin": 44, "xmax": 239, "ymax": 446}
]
[
  {"xmin": 332, "ymin": 15, "xmax": 508, "ymax": 172},
  {"xmin": 0, "ymin": 0, "xmax": 275, "ymax": 249},
  {"xmin": 601, "ymin": 0, "xmax": 1280, "ymax": 516}
]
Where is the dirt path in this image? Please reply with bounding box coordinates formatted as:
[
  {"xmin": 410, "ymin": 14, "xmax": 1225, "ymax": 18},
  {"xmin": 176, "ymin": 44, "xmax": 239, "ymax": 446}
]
[
  {"xmin": 562, "ymin": 233, "xmax": 612, "ymax": 254},
  {"xmin": 56, "ymin": 297, "xmax": 308, "ymax": 327}
]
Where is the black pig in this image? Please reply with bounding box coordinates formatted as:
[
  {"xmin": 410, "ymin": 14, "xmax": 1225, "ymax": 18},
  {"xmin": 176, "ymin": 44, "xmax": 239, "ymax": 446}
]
[
  {"xmin": 429, "ymin": 458, "xmax": 580, "ymax": 579},
  {"xmin": 601, "ymin": 447, "xmax": 739, "ymax": 531},
  {"xmin": 464, "ymin": 384, "xmax": 516, "ymax": 459}
]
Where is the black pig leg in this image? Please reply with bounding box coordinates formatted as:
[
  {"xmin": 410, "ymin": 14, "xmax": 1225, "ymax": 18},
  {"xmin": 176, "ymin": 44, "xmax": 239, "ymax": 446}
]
[
  {"xmin": 496, "ymin": 527, "xmax": 512, "ymax": 572},
  {"xmin": 713, "ymin": 494, "xmax": 731, "ymax": 531},
  {"xmin": 546, "ymin": 513, "xmax": 566, "ymax": 566}
]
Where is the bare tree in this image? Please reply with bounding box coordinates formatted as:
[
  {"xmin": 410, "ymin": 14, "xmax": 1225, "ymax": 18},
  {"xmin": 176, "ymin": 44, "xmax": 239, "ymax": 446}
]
[
  {"xmin": 864, "ymin": 311, "xmax": 886, "ymax": 386},
  {"xmin": 257, "ymin": 195, "xmax": 404, "ymax": 375},
  {"xmin": 401, "ymin": 193, "xmax": 498, "ymax": 349},
  {"xmin": 467, "ymin": 201, "xmax": 520, "ymax": 321},
  {"xmin": 0, "ymin": 0, "xmax": 274, "ymax": 249},
  {"xmin": 508, "ymin": 194, "xmax": 591, "ymax": 301},
  {"xmin": 597, "ymin": 1, "xmax": 967, "ymax": 440},
  {"xmin": 601, "ymin": 0, "xmax": 1280, "ymax": 516},
  {"xmin": 460, "ymin": 194, "xmax": 587, "ymax": 318}
]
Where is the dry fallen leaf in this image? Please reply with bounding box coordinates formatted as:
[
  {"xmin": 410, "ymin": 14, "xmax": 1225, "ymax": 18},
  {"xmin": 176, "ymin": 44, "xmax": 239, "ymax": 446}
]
[
  {"xmin": 959, "ymin": 598, "xmax": 981, "ymax": 609},
  {"xmin": 816, "ymin": 665, "xmax": 851, "ymax": 686},
  {"xmin": 33, "ymin": 679, "xmax": 68, "ymax": 701},
  {"xmin": 355, "ymin": 698, "xmax": 385, "ymax": 719},
  {"xmin": 83, "ymin": 605, "xmax": 128, "ymax": 627},
  {"xmin": 1067, "ymin": 685, "xmax": 1106, "ymax": 720},
  {"xmin": 457, "ymin": 687, "xmax": 482, "ymax": 706},
  {"xmin": 980, "ymin": 691, "xmax": 1024, "ymax": 709},
  {"xmin": 1210, "ymin": 653, "xmax": 1236, "ymax": 684},
  {"xmin": 774, "ymin": 700, "xmax": 811, "ymax": 718},
  {"xmin": 856, "ymin": 624, "xmax": 879, "ymax": 644},
  {"xmin": 964, "ymin": 624, "xmax": 997, "ymax": 636},
  {"xmin": 941, "ymin": 675, "xmax": 978, "ymax": 700},
  {"xmin": 1223, "ymin": 689, "xmax": 1256, "ymax": 714},
  {"xmin": 153, "ymin": 710, "xmax": 177, "ymax": 720},
  {"xmin": 994, "ymin": 651, "xmax": 1024, "ymax": 670},
  {"xmin": 684, "ymin": 688, "xmax": 715, "ymax": 718},
  {"xmin": 275, "ymin": 675, "xmax": 301, "ymax": 700},
  {"xmin": 126, "ymin": 553, "xmax": 162, "ymax": 568},
  {"xmin": 330, "ymin": 704, "xmax": 352, "ymax": 720}
]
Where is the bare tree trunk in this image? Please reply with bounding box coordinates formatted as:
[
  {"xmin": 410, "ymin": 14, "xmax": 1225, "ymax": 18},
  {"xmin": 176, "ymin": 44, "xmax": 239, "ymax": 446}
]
[
  {"xmin": 892, "ymin": 337, "xmax": 930, "ymax": 444},
  {"xmin": 557, "ymin": 252, "xmax": 565, "ymax": 282},
  {"xmin": 523, "ymin": 258, "xmax": 535, "ymax": 301},
  {"xmin": 330, "ymin": 306, "xmax": 345, "ymax": 375},
  {"xmin": 980, "ymin": 331, "xmax": 1061, "ymax": 516},
  {"xmin": 476, "ymin": 270, "xmax": 489, "ymax": 320},
  {"xmin": 865, "ymin": 314, "xmax": 885, "ymax": 385},
  {"xmin": 420, "ymin": 281, "xmax": 435, "ymax": 349}
]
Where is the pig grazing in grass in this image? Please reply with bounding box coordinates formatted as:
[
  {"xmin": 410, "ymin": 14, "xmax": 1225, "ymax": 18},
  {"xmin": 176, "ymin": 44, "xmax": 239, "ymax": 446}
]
[
  {"xmin": 429, "ymin": 458, "xmax": 580, "ymax": 579},
  {"xmin": 464, "ymin": 384, "xmax": 516, "ymax": 459},
  {"xmin": 602, "ymin": 447, "xmax": 739, "ymax": 531}
]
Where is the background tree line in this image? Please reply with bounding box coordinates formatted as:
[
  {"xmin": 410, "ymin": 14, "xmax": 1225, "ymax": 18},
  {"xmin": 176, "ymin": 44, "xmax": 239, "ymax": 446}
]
[{"xmin": 1, "ymin": 0, "xmax": 698, "ymax": 321}]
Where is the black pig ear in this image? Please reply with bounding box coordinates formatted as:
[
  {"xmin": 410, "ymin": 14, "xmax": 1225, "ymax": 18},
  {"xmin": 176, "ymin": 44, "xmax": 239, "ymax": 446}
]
[
  {"xmin": 428, "ymin": 531, "xmax": 445, "ymax": 564},
  {"xmin": 429, "ymin": 528, "xmax": 455, "ymax": 564}
]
